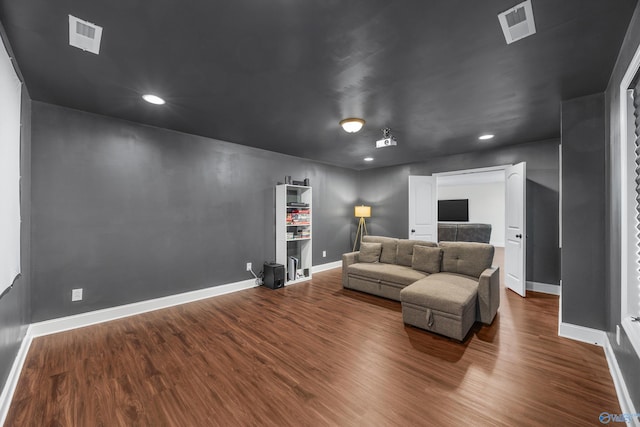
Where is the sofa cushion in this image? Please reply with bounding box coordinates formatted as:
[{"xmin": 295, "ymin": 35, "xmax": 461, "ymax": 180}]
[
  {"xmin": 359, "ymin": 242, "xmax": 382, "ymax": 263},
  {"xmin": 362, "ymin": 235, "xmax": 398, "ymax": 264},
  {"xmin": 439, "ymin": 242, "xmax": 494, "ymax": 278},
  {"xmin": 400, "ymin": 273, "xmax": 478, "ymax": 316},
  {"xmin": 348, "ymin": 263, "xmax": 427, "ymax": 286},
  {"xmin": 411, "ymin": 246, "xmax": 443, "ymax": 274},
  {"xmin": 396, "ymin": 239, "xmax": 438, "ymax": 266}
]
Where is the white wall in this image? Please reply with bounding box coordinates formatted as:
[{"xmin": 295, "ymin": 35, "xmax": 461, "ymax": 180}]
[{"xmin": 438, "ymin": 182, "xmax": 505, "ymax": 246}]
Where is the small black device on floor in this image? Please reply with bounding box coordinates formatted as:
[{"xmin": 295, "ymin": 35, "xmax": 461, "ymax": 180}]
[{"xmin": 263, "ymin": 262, "xmax": 284, "ymax": 289}]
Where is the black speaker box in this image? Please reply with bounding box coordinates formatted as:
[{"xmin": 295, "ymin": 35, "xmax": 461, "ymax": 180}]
[{"xmin": 263, "ymin": 262, "xmax": 284, "ymax": 289}]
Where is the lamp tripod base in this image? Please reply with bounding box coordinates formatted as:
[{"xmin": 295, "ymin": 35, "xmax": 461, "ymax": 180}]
[{"xmin": 353, "ymin": 217, "xmax": 368, "ymax": 252}]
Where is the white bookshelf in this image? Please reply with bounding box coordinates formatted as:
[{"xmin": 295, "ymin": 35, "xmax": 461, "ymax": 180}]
[{"xmin": 276, "ymin": 184, "xmax": 312, "ymax": 284}]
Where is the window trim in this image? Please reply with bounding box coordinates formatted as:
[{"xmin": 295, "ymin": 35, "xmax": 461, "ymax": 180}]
[{"xmin": 619, "ymin": 42, "xmax": 640, "ymax": 357}]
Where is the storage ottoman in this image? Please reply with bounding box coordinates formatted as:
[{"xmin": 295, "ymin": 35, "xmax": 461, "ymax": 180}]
[{"xmin": 400, "ymin": 273, "xmax": 479, "ymax": 341}]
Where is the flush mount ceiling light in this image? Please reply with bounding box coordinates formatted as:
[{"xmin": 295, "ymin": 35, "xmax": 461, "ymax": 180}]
[
  {"xmin": 479, "ymin": 134, "xmax": 495, "ymax": 140},
  {"xmin": 340, "ymin": 118, "xmax": 365, "ymax": 133},
  {"xmin": 142, "ymin": 94, "xmax": 165, "ymax": 105},
  {"xmin": 364, "ymin": 157, "xmax": 374, "ymax": 162}
]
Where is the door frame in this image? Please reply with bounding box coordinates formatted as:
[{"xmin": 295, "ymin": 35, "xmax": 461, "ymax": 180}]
[
  {"xmin": 433, "ymin": 164, "xmax": 526, "ymax": 294},
  {"xmin": 433, "ymin": 165, "xmax": 509, "ymax": 178},
  {"xmin": 618, "ymin": 39, "xmax": 640, "ymax": 358}
]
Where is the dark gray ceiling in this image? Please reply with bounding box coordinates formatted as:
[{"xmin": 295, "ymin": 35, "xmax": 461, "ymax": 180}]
[{"xmin": 0, "ymin": 0, "xmax": 636, "ymax": 170}]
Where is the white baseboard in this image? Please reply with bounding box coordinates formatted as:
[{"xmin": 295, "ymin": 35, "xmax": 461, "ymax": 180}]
[
  {"xmin": 0, "ymin": 326, "xmax": 33, "ymax": 427},
  {"xmin": 559, "ymin": 324, "xmax": 639, "ymax": 425},
  {"xmin": 558, "ymin": 322, "xmax": 607, "ymax": 346},
  {"xmin": 312, "ymin": 260, "xmax": 341, "ymax": 273},
  {"xmin": 526, "ymin": 281, "xmax": 560, "ymax": 295},
  {"xmin": 22, "ymin": 261, "xmax": 342, "ymax": 339},
  {"xmin": 30, "ymin": 278, "xmax": 257, "ymax": 337},
  {"xmin": 603, "ymin": 337, "xmax": 640, "ymax": 427}
]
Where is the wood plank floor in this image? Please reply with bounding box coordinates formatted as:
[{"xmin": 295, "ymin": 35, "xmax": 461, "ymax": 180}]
[{"xmin": 6, "ymin": 268, "xmax": 619, "ymax": 426}]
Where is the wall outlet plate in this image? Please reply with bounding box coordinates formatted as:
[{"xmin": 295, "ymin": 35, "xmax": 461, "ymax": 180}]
[
  {"xmin": 616, "ymin": 324, "xmax": 621, "ymax": 346},
  {"xmin": 246, "ymin": 262, "xmax": 252, "ymax": 271},
  {"xmin": 322, "ymin": 250, "xmax": 326, "ymax": 257},
  {"xmin": 71, "ymin": 288, "xmax": 83, "ymax": 302}
]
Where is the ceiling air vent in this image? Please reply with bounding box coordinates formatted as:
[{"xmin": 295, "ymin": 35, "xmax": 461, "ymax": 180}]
[
  {"xmin": 68, "ymin": 15, "xmax": 103, "ymax": 55},
  {"xmin": 498, "ymin": 0, "xmax": 536, "ymax": 44}
]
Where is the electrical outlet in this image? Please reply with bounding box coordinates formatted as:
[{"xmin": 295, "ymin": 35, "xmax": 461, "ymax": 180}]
[
  {"xmin": 71, "ymin": 288, "xmax": 83, "ymax": 302},
  {"xmin": 246, "ymin": 262, "xmax": 252, "ymax": 271},
  {"xmin": 616, "ymin": 324, "xmax": 621, "ymax": 346},
  {"xmin": 322, "ymin": 250, "xmax": 326, "ymax": 258}
]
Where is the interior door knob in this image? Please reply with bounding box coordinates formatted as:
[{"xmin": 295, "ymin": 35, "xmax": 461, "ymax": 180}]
[
  {"xmin": 516, "ymin": 234, "xmax": 522, "ymax": 238},
  {"xmin": 411, "ymin": 229, "xmax": 415, "ymax": 233}
]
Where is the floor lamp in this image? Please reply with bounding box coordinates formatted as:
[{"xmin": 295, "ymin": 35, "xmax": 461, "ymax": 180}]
[{"xmin": 353, "ymin": 205, "xmax": 371, "ymax": 252}]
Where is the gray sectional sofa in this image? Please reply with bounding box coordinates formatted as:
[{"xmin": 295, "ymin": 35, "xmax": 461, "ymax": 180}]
[
  {"xmin": 437, "ymin": 223, "xmax": 492, "ymax": 243},
  {"xmin": 342, "ymin": 235, "xmax": 500, "ymax": 341}
]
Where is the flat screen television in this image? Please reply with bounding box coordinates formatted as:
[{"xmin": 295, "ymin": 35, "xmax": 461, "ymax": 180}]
[{"xmin": 438, "ymin": 199, "xmax": 469, "ymax": 222}]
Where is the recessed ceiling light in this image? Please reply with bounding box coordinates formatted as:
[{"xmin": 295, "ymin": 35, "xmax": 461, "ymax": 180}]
[
  {"xmin": 142, "ymin": 94, "xmax": 165, "ymax": 105},
  {"xmin": 364, "ymin": 157, "xmax": 374, "ymax": 162},
  {"xmin": 340, "ymin": 118, "xmax": 365, "ymax": 133},
  {"xmin": 479, "ymin": 134, "xmax": 495, "ymax": 140}
]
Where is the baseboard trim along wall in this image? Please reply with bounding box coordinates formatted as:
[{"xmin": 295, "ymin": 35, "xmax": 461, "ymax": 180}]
[
  {"xmin": 558, "ymin": 322, "xmax": 607, "ymax": 346},
  {"xmin": 29, "ymin": 262, "xmax": 342, "ymax": 337},
  {"xmin": 526, "ymin": 281, "xmax": 560, "ymax": 295},
  {"xmin": 312, "ymin": 260, "xmax": 341, "ymax": 273},
  {"xmin": 558, "ymin": 322, "xmax": 637, "ymax": 422},
  {"xmin": 30, "ymin": 278, "xmax": 258, "ymax": 337},
  {"xmin": 603, "ymin": 338, "xmax": 640, "ymax": 427},
  {"xmin": 0, "ymin": 326, "xmax": 33, "ymax": 427}
]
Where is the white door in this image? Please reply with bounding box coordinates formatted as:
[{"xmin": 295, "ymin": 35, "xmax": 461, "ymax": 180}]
[
  {"xmin": 505, "ymin": 162, "xmax": 527, "ymax": 297},
  {"xmin": 408, "ymin": 175, "xmax": 437, "ymax": 242}
]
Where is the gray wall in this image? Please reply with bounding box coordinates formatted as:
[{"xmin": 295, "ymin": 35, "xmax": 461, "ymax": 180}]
[
  {"xmin": 561, "ymin": 93, "xmax": 607, "ymax": 330},
  {"xmin": 30, "ymin": 102, "xmax": 359, "ymax": 322},
  {"xmin": 0, "ymin": 88, "xmax": 31, "ymax": 395},
  {"xmin": 358, "ymin": 139, "xmax": 561, "ymax": 285},
  {"xmin": 605, "ymin": 0, "xmax": 640, "ymax": 410}
]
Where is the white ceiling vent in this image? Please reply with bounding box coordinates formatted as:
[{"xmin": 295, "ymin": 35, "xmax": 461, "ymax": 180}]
[
  {"xmin": 498, "ymin": 0, "xmax": 536, "ymax": 44},
  {"xmin": 68, "ymin": 15, "xmax": 103, "ymax": 55}
]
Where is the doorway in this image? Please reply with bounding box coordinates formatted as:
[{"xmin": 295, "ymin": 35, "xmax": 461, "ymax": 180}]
[{"xmin": 408, "ymin": 163, "xmax": 527, "ymax": 296}]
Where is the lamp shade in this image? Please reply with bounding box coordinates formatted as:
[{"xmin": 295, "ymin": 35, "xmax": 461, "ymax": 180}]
[{"xmin": 354, "ymin": 205, "xmax": 371, "ymax": 218}]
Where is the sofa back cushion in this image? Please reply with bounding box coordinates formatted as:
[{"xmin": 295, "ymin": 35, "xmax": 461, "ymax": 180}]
[
  {"xmin": 456, "ymin": 224, "xmax": 492, "ymax": 243},
  {"xmin": 439, "ymin": 242, "xmax": 494, "ymax": 278},
  {"xmin": 362, "ymin": 235, "xmax": 398, "ymax": 264},
  {"xmin": 396, "ymin": 239, "xmax": 438, "ymax": 266},
  {"xmin": 359, "ymin": 242, "xmax": 382, "ymax": 263},
  {"xmin": 437, "ymin": 223, "xmax": 458, "ymax": 242},
  {"xmin": 411, "ymin": 246, "xmax": 443, "ymax": 274}
]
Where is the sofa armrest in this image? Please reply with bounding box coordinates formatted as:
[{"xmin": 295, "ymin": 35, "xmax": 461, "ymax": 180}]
[
  {"xmin": 477, "ymin": 266, "xmax": 500, "ymax": 324},
  {"xmin": 342, "ymin": 251, "xmax": 359, "ymax": 288}
]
